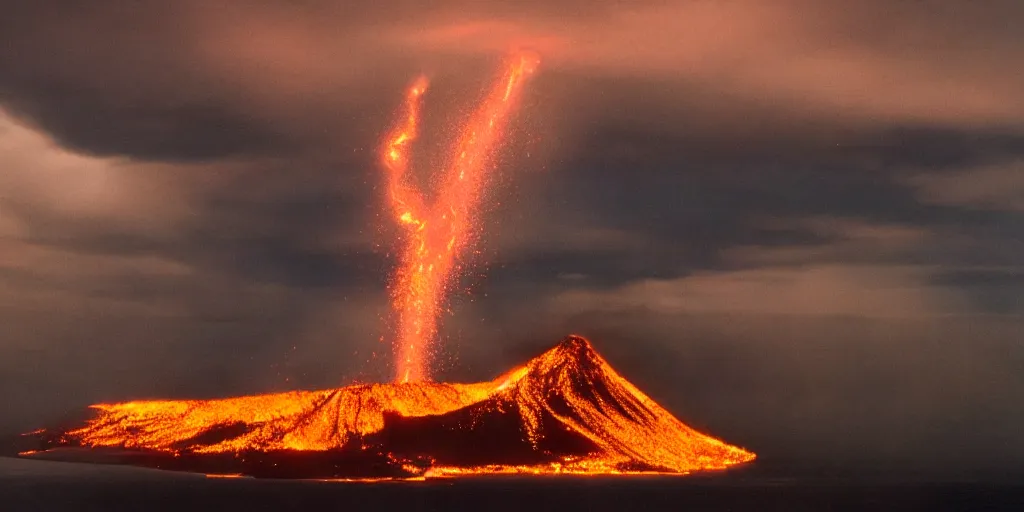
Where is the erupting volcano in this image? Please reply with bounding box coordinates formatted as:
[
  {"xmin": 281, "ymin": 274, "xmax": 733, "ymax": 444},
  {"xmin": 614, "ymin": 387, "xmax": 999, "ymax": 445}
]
[{"xmin": 17, "ymin": 53, "xmax": 755, "ymax": 479}]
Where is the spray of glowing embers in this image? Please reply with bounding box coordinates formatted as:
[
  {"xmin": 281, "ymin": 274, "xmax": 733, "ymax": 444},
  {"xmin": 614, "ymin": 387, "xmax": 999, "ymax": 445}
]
[
  {"xmin": 383, "ymin": 53, "xmax": 539, "ymax": 382},
  {"xmin": 25, "ymin": 336, "xmax": 755, "ymax": 478}
]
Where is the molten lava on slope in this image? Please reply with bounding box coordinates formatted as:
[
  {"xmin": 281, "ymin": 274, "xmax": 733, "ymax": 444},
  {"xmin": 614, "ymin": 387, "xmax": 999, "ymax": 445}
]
[{"xmin": 21, "ymin": 336, "xmax": 755, "ymax": 479}]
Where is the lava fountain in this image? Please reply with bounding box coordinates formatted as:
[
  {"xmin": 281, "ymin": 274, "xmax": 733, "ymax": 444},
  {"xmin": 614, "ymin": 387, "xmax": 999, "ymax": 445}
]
[{"xmin": 383, "ymin": 52, "xmax": 539, "ymax": 383}]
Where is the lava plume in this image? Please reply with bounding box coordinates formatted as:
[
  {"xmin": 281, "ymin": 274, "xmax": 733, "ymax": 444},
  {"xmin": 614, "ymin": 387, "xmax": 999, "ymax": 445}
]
[
  {"xmin": 21, "ymin": 336, "xmax": 755, "ymax": 479},
  {"xmin": 383, "ymin": 52, "xmax": 539, "ymax": 382}
]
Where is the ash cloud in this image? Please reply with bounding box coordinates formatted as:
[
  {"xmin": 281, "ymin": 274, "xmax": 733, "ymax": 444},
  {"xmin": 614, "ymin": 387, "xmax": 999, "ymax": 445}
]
[{"xmin": 1, "ymin": 0, "xmax": 1023, "ymax": 476}]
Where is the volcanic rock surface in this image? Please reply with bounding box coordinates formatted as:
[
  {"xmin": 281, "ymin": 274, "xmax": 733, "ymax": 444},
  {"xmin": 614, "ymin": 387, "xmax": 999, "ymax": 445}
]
[{"xmin": 19, "ymin": 336, "xmax": 755, "ymax": 479}]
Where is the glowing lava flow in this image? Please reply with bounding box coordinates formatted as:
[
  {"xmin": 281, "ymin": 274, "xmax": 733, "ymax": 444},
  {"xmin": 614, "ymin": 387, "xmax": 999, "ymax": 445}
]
[
  {"xmin": 23, "ymin": 336, "xmax": 755, "ymax": 478},
  {"xmin": 383, "ymin": 53, "xmax": 539, "ymax": 383}
]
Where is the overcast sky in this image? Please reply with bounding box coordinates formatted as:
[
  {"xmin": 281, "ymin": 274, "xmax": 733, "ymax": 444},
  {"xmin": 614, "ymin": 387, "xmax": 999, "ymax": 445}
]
[{"xmin": 1, "ymin": 1, "xmax": 1022, "ymax": 475}]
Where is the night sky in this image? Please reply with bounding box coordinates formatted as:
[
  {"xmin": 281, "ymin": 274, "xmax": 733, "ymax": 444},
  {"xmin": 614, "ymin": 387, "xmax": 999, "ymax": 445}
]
[{"xmin": 1, "ymin": 1, "xmax": 1022, "ymax": 476}]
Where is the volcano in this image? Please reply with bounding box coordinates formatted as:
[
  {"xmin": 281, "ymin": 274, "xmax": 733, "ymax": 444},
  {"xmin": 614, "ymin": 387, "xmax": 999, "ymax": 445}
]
[{"xmin": 19, "ymin": 336, "xmax": 754, "ymax": 479}]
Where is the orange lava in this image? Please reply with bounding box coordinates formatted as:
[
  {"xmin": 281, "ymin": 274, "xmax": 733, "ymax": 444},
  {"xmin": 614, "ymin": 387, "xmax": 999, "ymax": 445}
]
[
  {"xmin": 383, "ymin": 52, "xmax": 540, "ymax": 382},
  {"xmin": 64, "ymin": 381, "xmax": 494, "ymax": 454},
  {"xmin": 30, "ymin": 336, "xmax": 755, "ymax": 477}
]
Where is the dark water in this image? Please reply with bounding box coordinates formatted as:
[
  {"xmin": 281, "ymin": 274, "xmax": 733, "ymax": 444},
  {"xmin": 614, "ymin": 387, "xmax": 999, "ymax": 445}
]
[{"xmin": 1, "ymin": 458, "xmax": 1022, "ymax": 512}]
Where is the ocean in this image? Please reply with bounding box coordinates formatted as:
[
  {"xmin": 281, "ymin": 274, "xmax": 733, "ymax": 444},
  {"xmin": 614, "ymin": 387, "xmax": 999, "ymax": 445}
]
[{"xmin": 1, "ymin": 457, "xmax": 1021, "ymax": 511}]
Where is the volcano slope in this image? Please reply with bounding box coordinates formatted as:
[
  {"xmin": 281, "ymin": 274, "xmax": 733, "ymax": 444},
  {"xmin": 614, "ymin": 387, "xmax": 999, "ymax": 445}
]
[{"xmin": 20, "ymin": 336, "xmax": 755, "ymax": 479}]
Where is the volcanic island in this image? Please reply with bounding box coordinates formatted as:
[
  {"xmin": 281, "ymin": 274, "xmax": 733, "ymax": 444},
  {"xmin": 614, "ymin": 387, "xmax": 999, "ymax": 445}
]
[{"xmin": 19, "ymin": 336, "xmax": 755, "ymax": 479}]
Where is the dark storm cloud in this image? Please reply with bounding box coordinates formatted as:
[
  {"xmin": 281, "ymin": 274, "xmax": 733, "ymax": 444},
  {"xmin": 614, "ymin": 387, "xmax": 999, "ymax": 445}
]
[
  {"xmin": 2, "ymin": 0, "xmax": 1023, "ymax": 476},
  {"xmin": 483, "ymin": 117, "xmax": 1024, "ymax": 294},
  {"xmin": 0, "ymin": 84, "xmax": 294, "ymax": 161},
  {"xmin": 0, "ymin": 2, "xmax": 265, "ymax": 161}
]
